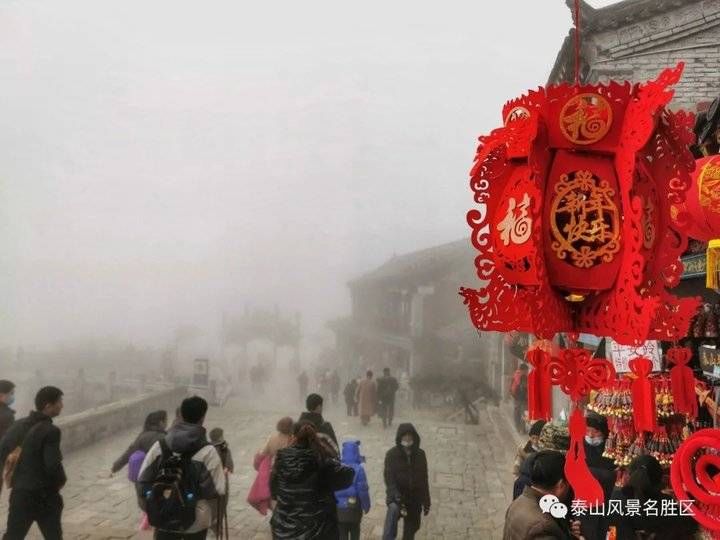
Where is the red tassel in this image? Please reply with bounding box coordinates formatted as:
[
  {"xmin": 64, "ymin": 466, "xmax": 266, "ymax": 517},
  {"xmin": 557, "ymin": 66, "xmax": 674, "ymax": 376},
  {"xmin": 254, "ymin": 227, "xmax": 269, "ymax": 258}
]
[
  {"xmin": 629, "ymin": 357, "xmax": 656, "ymax": 433},
  {"xmin": 527, "ymin": 349, "xmax": 552, "ymax": 421},
  {"xmin": 565, "ymin": 407, "xmax": 605, "ymax": 507},
  {"xmin": 667, "ymin": 347, "xmax": 697, "ymax": 419}
]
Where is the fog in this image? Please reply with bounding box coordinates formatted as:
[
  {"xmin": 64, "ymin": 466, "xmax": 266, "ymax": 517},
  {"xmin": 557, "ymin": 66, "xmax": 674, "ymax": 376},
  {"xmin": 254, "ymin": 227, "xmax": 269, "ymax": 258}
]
[{"xmin": 0, "ymin": 0, "xmax": 593, "ymax": 356}]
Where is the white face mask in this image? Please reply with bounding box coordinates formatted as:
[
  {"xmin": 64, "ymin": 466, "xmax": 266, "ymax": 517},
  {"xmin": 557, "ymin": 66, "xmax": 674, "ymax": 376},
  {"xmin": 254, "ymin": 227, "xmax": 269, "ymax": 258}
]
[
  {"xmin": 585, "ymin": 435, "xmax": 604, "ymax": 447},
  {"xmin": 401, "ymin": 440, "xmax": 414, "ymax": 448}
]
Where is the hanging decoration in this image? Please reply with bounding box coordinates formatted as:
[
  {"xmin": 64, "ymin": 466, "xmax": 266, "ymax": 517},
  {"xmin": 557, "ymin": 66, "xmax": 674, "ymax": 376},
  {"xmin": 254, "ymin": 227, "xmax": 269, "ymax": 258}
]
[
  {"xmin": 628, "ymin": 357, "xmax": 656, "ymax": 433},
  {"xmin": 526, "ymin": 348, "xmax": 552, "ymax": 421},
  {"xmin": 671, "ymin": 429, "xmax": 720, "ymax": 532},
  {"xmin": 459, "ymin": 63, "xmax": 701, "ymax": 346},
  {"xmin": 672, "ymin": 155, "xmax": 720, "ymax": 242},
  {"xmin": 546, "ymin": 343, "xmax": 615, "ymax": 505},
  {"xmin": 666, "ymin": 346, "xmax": 698, "ymax": 419}
]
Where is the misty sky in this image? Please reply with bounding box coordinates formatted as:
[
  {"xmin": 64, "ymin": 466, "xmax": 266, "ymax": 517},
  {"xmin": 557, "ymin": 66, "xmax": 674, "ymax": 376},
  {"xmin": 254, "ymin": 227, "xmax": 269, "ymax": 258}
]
[{"xmin": 0, "ymin": 0, "xmax": 620, "ymax": 350}]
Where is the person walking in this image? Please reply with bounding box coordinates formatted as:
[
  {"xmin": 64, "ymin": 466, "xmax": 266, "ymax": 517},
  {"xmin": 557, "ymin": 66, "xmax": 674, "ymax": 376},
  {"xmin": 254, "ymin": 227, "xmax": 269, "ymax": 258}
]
[
  {"xmin": 510, "ymin": 364, "xmax": 529, "ymax": 434},
  {"xmin": 0, "ymin": 386, "xmax": 66, "ymax": 540},
  {"xmin": 377, "ymin": 368, "xmax": 399, "ymax": 429},
  {"xmin": 137, "ymin": 396, "xmax": 226, "ymax": 540},
  {"xmin": 0, "ymin": 380, "xmax": 16, "ymax": 442},
  {"xmin": 248, "ymin": 417, "xmax": 293, "ymax": 516},
  {"xmin": 335, "ymin": 439, "xmax": 371, "ymax": 540},
  {"xmin": 299, "ymin": 394, "xmax": 339, "ymax": 456},
  {"xmin": 344, "ymin": 378, "xmax": 359, "ymax": 417},
  {"xmin": 111, "ymin": 410, "xmax": 168, "ymax": 477},
  {"xmin": 270, "ymin": 421, "xmax": 354, "ymax": 539},
  {"xmin": 355, "ymin": 371, "xmax": 377, "ymax": 427},
  {"xmin": 382, "ymin": 424, "xmax": 430, "ymax": 540},
  {"xmin": 298, "ymin": 371, "xmax": 309, "ymax": 403}
]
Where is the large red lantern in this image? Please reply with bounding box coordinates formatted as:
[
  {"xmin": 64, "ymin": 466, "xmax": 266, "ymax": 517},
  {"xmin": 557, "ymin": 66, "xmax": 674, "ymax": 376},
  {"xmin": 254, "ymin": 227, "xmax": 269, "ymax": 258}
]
[{"xmin": 460, "ymin": 64, "xmax": 701, "ymax": 346}]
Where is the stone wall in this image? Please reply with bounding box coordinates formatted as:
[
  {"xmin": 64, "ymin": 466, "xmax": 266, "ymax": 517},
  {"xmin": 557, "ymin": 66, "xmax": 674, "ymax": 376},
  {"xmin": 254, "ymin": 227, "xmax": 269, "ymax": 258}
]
[
  {"xmin": 56, "ymin": 386, "xmax": 187, "ymax": 454},
  {"xmin": 551, "ymin": 0, "xmax": 720, "ymax": 110}
]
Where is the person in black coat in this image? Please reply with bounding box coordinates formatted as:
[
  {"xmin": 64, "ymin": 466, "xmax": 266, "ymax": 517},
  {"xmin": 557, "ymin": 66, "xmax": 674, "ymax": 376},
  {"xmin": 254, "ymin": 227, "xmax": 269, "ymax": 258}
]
[
  {"xmin": 270, "ymin": 421, "xmax": 354, "ymax": 539},
  {"xmin": 383, "ymin": 423, "xmax": 431, "ymax": 540},
  {"xmin": 299, "ymin": 393, "xmax": 339, "ymax": 457},
  {"xmin": 0, "ymin": 380, "xmax": 16, "ymax": 443},
  {"xmin": 580, "ymin": 413, "xmax": 617, "ymax": 540},
  {"xmin": 611, "ymin": 455, "xmax": 697, "ymax": 540},
  {"xmin": 110, "ymin": 410, "xmax": 167, "ymax": 475},
  {"xmin": 0, "ymin": 386, "xmax": 66, "ymax": 540},
  {"xmin": 344, "ymin": 379, "xmax": 358, "ymax": 417}
]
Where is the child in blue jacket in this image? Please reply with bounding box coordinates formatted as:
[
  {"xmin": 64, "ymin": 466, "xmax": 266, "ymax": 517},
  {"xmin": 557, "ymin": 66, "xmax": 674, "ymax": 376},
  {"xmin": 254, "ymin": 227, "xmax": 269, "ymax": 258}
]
[{"xmin": 335, "ymin": 439, "xmax": 371, "ymax": 540}]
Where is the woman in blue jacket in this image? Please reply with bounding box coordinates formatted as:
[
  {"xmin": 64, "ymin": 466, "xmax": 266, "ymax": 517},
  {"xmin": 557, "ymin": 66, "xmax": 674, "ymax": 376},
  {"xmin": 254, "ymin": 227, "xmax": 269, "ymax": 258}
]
[{"xmin": 335, "ymin": 439, "xmax": 371, "ymax": 540}]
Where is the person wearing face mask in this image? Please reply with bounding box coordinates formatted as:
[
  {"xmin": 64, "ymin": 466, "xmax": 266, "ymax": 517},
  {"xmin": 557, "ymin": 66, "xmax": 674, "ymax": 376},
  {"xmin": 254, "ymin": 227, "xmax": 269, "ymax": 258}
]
[
  {"xmin": 513, "ymin": 420, "xmax": 546, "ymax": 477},
  {"xmin": 382, "ymin": 424, "xmax": 430, "ymax": 540},
  {"xmin": 578, "ymin": 413, "xmax": 616, "ymax": 540}
]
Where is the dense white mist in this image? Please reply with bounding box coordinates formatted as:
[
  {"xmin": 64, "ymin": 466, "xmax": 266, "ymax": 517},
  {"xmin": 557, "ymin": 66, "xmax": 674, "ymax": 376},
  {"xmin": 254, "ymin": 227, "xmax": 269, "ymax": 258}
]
[{"xmin": 0, "ymin": 0, "xmax": 573, "ymax": 351}]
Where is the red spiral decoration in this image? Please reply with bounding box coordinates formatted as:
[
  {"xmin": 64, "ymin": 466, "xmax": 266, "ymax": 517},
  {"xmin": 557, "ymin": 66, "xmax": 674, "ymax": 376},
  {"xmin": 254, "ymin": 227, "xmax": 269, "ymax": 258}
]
[{"xmin": 671, "ymin": 429, "xmax": 720, "ymax": 531}]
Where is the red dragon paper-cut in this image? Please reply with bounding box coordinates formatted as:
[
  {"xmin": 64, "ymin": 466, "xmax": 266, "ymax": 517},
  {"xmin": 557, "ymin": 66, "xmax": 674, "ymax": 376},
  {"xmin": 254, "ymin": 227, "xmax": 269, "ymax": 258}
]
[{"xmin": 460, "ymin": 64, "xmax": 701, "ymax": 346}]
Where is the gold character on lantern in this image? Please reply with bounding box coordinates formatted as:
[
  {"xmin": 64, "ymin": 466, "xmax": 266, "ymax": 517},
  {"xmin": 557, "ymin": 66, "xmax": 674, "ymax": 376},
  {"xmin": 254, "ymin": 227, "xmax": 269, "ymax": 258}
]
[
  {"xmin": 550, "ymin": 170, "xmax": 621, "ymax": 268},
  {"xmin": 504, "ymin": 106, "xmax": 531, "ymax": 126},
  {"xmin": 497, "ymin": 193, "xmax": 532, "ymax": 246},
  {"xmin": 699, "ymin": 162, "xmax": 720, "ymax": 214},
  {"xmin": 559, "ymin": 93, "xmax": 613, "ymax": 145},
  {"xmin": 641, "ymin": 196, "xmax": 656, "ymax": 250}
]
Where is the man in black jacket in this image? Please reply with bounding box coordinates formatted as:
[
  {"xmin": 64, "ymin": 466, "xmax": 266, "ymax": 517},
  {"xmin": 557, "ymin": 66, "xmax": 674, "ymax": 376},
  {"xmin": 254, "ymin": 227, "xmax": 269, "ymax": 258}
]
[
  {"xmin": 0, "ymin": 386, "xmax": 66, "ymax": 540},
  {"xmin": 377, "ymin": 368, "xmax": 400, "ymax": 429},
  {"xmin": 0, "ymin": 380, "xmax": 16, "ymax": 443},
  {"xmin": 383, "ymin": 423, "xmax": 431, "ymax": 540},
  {"xmin": 298, "ymin": 393, "xmax": 339, "ymax": 456}
]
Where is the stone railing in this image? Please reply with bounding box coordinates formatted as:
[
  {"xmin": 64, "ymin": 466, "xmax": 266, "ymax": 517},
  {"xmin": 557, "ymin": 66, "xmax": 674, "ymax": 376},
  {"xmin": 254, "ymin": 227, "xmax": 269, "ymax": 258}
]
[{"xmin": 56, "ymin": 386, "xmax": 187, "ymax": 453}]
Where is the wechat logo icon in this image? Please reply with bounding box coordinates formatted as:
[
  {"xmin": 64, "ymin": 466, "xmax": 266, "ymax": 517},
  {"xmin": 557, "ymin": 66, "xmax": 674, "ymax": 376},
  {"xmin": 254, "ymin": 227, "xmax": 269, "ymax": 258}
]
[{"xmin": 539, "ymin": 494, "xmax": 568, "ymax": 519}]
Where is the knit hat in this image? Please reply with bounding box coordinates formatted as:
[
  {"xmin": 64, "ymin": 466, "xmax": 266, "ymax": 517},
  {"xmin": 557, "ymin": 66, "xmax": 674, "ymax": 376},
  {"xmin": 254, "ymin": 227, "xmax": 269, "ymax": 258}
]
[
  {"xmin": 585, "ymin": 412, "xmax": 609, "ymax": 439},
  {"xmin": 538, "ymin": 422, "xmax": 570, "ymax": 452},
  {"xmin": 529, "ymin": 420, "xmax": 547, "ymax": 437}
]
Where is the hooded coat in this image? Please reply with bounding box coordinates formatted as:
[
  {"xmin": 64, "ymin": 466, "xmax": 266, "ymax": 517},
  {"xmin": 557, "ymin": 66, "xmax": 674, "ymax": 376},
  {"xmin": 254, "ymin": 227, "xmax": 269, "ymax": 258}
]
[
  {"xmin": 112, "ymin": 411, "xmax": 166, "ymax": 473},
  {"xmin": 383, "ymin": 424, "xmax": 430, "ymax": 509},
  {"xmin": 270, "ymin": 444, "xmax": 354, "ymax": 539},
  {"xmin": 356, "ymin": 378, "xmax": 377, "ymax": 418},
  {"xmin": 334, "ymin": 440, "xmax": 371, "ymax": 523},
  {"xmin": 137, "ymin": 421, "xmax": 226, "ymax": 534}
]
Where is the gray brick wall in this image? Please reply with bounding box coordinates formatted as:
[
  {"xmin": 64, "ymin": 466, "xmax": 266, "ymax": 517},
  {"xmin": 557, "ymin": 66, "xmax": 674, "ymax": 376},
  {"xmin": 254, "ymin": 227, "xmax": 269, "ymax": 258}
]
[{"xmin": 552, "ymin": 0, "xmax": 720, "ymax": 110}]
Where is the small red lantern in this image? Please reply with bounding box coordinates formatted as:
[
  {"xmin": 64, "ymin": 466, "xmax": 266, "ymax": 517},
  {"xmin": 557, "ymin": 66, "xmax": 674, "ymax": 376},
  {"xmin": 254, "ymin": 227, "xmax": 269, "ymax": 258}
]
[{"xmin": 673, "ymin": 155, "xmax": 720, "ymax": 241}]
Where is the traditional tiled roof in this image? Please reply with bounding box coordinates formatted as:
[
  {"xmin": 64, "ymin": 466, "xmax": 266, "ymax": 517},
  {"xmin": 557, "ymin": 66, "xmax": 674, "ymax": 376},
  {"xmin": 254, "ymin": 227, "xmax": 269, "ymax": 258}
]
[{"xmin": 348, "ymin": 238, "xmax": 474, "ymax": 288}]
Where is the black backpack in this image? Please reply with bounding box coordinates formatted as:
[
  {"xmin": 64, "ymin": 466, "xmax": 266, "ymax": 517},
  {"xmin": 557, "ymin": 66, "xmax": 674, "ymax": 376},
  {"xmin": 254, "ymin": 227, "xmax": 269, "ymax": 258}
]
[{"xmin": 144, "ymin": 440, "xmax": 201, "ymax": 532}]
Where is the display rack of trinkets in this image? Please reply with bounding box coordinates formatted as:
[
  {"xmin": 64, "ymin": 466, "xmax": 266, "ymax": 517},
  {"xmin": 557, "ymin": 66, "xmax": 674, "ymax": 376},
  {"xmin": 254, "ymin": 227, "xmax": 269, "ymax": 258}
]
[{"xmin": 588, "ymin": 374, "xmax": 688, "ymax": 470}]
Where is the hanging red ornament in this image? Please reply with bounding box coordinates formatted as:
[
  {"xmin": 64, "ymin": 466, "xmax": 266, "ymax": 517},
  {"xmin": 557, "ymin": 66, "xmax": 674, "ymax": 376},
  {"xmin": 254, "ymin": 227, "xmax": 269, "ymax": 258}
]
[
  {"xmin": 671, "ymin": 429, "xmax": 720, "ymax": 532},
  {"xmin": 526, "ymin": 348, "xmax": 552, "ymax": 421},
  {"xmin": 667, "ymin": 346, "xmax": 698, "ymax": 419},
  {"xmin": 628, "ymin": 357, "xmax": 656, "ymax": 433},
  {"xmin": 546, "ymin": 346, "xmax": 614, "ymax": 505},
  {"xmin": 460, "ymin": 64, "xmax": 701, "ymax": 345}
]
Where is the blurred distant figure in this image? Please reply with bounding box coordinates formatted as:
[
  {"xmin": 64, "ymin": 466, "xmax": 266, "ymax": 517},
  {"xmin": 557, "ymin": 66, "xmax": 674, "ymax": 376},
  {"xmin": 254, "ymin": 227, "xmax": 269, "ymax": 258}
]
[
  {"xmin": 457, "ymin": 383, "xmax": 479, "ymax": 425},
  {"xmin": 377, "ymin": 368, "xmax": 399, "ymax": 429},
  {"xmin": 1, "ymin": 386, "xmax": 66, "ymax": 540},
  {"xmin": 0, "ymin": 380, "xmax": 16, "ymax": 443},
  {"xmin": 344, "ymin": 378, "xmax": 359, "ymax": 417},
  {"xmin": 356, "ymin": 371, "xmax": 377, "ymax": 427},
  {"xmin": 329, "ymin": 370, "xmax": 341, "ymax": 405},
  {"xmin": 510, "ymin": 363, "xmax": 529, "ymax": 434},
  {"xmin": 297, "ymin": 371, "xmax": 309, "ymax": 403}
]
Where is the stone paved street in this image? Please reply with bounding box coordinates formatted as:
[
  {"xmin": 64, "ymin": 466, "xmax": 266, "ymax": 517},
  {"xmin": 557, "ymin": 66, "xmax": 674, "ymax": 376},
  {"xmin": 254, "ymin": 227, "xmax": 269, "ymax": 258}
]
[{"xmin": 0, "ymin": 397, "xmax": 520, "ymax": 539}]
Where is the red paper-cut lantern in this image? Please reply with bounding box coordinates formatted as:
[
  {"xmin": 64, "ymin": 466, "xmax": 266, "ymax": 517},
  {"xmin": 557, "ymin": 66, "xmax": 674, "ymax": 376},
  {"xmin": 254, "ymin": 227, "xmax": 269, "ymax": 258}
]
[
  {"xmin": 673, "ymin": 155, "xmax": 720, "ymax": 241},
  {"xmin": 460, "ymin": 64, "xmax": 701, "ymax": 345}
]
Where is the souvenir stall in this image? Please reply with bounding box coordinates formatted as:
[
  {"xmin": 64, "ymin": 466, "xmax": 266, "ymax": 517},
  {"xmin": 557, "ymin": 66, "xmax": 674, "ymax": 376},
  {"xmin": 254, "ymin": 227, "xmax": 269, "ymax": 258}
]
[{"xmin": 458, "ymin": 2, "xmax": 720, "ymax": 534}]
